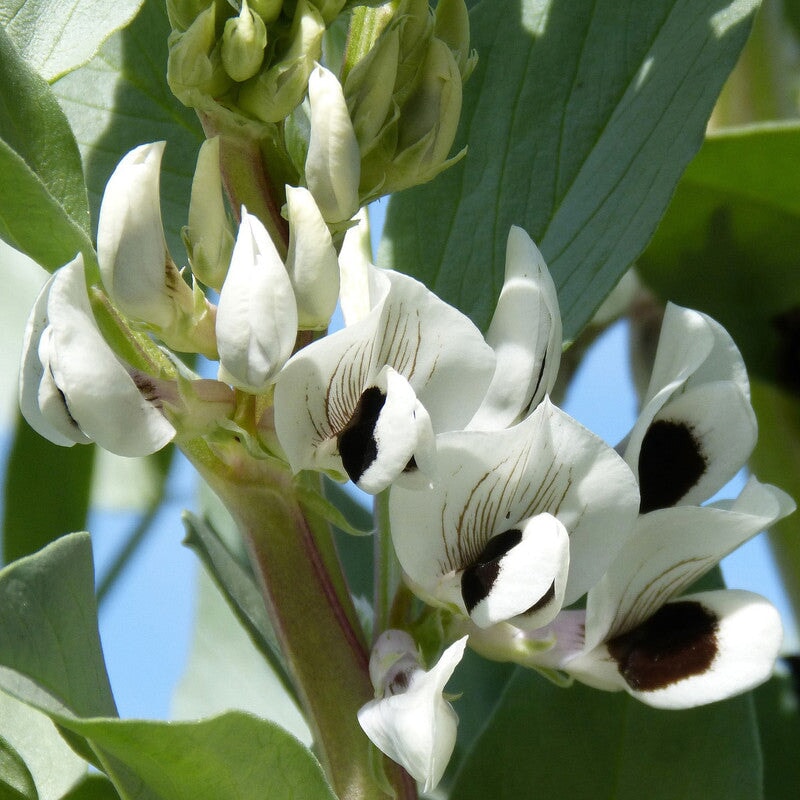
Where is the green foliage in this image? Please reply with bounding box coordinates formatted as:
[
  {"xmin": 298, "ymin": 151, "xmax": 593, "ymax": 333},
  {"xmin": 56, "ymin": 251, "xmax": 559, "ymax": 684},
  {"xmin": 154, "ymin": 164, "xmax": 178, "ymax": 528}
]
[
  {"xmin": 382, "ymin": 0, "xmax": 759, "ymax": 338},
  {"xmin": 451, "ymin": 670, "xmax": 762, "ymax": 800},
  {"xmin": 0, "ymin": 733, "xmax": 37, "ymax": 800}
]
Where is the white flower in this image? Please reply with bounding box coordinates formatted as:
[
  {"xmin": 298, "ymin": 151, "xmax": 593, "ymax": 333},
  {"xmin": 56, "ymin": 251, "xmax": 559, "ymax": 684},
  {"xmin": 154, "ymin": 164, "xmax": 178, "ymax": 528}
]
[
  {"xmin": 389, "ymin": 398, "xmax": 641, "ymax": 631},
  {"xmin": 358, "ymin": 631, "xmax": 467, "ymax": 793},
  {"xmin": 273, "ymin": 265, "xmax": 496, "ymax": 493},
  {"xmin": 467, "ymin": 226, "xmax": 562, "ymax": 431},
  {"xmin": 216, "ymin": 208, "xmax": 298, "ymax": 392},
  {"xmin": 97, "ymin": 141, "xmax": 193, "ymax": 329},
  {"xmin": 305, "ymin": 63, "xmax": 361, "ymax": 224},
  {"xmin": 474, "ymin": 477, "xmax": 794, "ymax": 709},
  {"xmin": 19, "ymin": 255, "xmax": 176, "ymax": 457},
  {"xmin": 623, "ymin": 303, "xmax": 757, "ymax": 513},
  {"xmin": 284, "ymin": 185, "xmax": 340, "ymax": 330}
]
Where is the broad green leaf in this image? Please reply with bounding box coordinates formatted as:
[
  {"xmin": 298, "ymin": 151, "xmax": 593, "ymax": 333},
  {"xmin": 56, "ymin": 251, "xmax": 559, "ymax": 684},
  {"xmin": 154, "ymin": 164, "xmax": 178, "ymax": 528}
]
[
  {"xmin": 451, "ymin": 670, "xmax": 762, "ymax": 800},
  {"xmin": 0, "ymin": 533, "xmax": 116, "ymax": 720},
  {"xmin": 172, "ymin": 569, "xmax": 311, "ymax": 746},
  {"xmin": 0, "ymin": 731, "xmax": 37, "ymax": 800},
  {"xmin": 754, "ymin": 671, "xmax": 800, "ymax": 800},
  {"xmin": 0, "ymin": 27, "xmax": 93, "ymax": 271},
  {"xmin": 0, "ymin": 0, "xmax": 144, "ymax": 82},
  {"xmin": 59, "ymin": 775, "xmax": 120, "ymax": 800},
  {"xmin": 52, "ymin": 0, "xmax": 204, "ymax": 262},
  {"xmin": 58, "ymin": 714, "xmax": 335, "ymax": 800},
  {"xmin": 0, "ymin": 693, "xmax": 86, "ymax": 800},
  {"xmin": 381, "ymin": 0, "xmax": 759, "ymax": 339},
  {"xmin": 2, "ymin": 417, "xmax": 95, "ymax": 565}
]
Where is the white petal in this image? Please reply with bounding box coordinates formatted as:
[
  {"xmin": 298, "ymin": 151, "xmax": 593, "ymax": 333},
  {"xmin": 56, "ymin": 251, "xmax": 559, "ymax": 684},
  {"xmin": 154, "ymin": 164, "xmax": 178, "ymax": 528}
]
[
  {"xmin": 305, "ymin": 63, "xmax": 361, "ymax": 224},
  {"xmin": 337, "ymin": 209, "xmax": 382, "ymax": 326},
  {"xmin": 46, "ymin": 257, "xmax": 175, "ymax": 456},
  {"xmin": 274, "ymin": 267, "xmax": 494, "ymax": 478},
  {"xmin": 285, "ymin": 186, "xmax": 339, "ymax": 329},
  {"xmin": 216, "ymin": 209, "xmax": 298, "ymax": 391},
  {"xmin": 97, "ymin": 141, "xmax": 175, "ymax": 328},
  {"xmin": 571, "ymin": 591, "xmax": 782, "ymax": 708},
  {"xmin": 583, "ymin": 477, "xmax": 794, "ymax": 650},
  {"xmin": 358, "ymin": 637, "xmax": 467, "ymax": 793},
  {"xmin": 463, "ymin": 513, "xmax": 569, "ymax": 630},
  {"xmin": 341, "ymin": 367, "xmax": 435, "ymax": 494},
  {"xmin": 19, "ymin": 273, "xmax": 86, "ymax": 446},
  {"xmin": 468, "ymin": 227, "xmax": 561, "ymax": 430},
  {"xmin": 389, "ymin": 398, "xmax": 640, "ymax": 614}
]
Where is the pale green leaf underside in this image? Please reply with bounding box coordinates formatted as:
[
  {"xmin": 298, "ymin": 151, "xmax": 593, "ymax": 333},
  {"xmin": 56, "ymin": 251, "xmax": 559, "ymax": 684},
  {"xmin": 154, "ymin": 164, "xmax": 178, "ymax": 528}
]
[{"xmin": 381, "ymin": 0, "xmax": 758, "ymax": 340}]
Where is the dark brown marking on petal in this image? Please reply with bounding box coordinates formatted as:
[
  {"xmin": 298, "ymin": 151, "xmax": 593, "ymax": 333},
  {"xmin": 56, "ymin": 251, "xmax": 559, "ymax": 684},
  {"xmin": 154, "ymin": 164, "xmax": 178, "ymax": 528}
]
[
  {"xmin": 638, "ymin": 419, "xmax": 707, "ymax": 513},
  {"xmin": 461, "ymin": 528, "xmax": 522, "ymax": 614},
  {"xmin": 607, "ymin": 600, "xmax": 719, "ymax": 692},
  {"xmin": 403, "ymin": 455, "xmax": 418, "ymax": 473},
  {"xmin": 338, "ymin": 386, "xmax": 386, "ymax": 483}
]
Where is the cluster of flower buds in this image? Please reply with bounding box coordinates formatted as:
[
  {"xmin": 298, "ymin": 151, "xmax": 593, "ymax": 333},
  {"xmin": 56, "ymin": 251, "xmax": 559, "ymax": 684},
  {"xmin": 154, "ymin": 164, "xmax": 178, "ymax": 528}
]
[
  {"xmin": 17, "ymin": 130, "xmax": 794, "ymax": 792},
  {"xmin": 167, "ymin": 0, "xmax": 474, "ymax": 218}
]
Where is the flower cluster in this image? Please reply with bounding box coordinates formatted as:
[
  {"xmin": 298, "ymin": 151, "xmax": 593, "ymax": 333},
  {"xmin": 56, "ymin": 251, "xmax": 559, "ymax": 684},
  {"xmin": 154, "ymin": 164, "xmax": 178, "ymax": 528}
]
[{"xmin": 16, "ymin": 18, "xmax": 794, "ymax": 794}]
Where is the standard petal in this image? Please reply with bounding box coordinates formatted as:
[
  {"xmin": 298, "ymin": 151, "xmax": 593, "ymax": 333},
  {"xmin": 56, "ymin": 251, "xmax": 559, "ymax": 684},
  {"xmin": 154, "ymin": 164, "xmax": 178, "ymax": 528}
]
[
  {"xmin": 583, "ymin": 477, "xmax": 794, "ymax": 650},
  {"xmin": 274, "ymin": 266, "xmax": 495, "ymax": 481},
  {"xmin": 358, "ymin": 636, "xmax": 467, "ymax": 793},
  {"xmin": 46, "ymin": 257, "xmax": 176, "ymax": 456},
  {"xmin": 390, "ymin": 398, "xmax": 640, "ymax": 615},
  {"xmin": 468, "ymin": 226, "xmax": 562, "ymax": 430},
  {"xmin": 572, "ymin": 591, "xmax": 782, "ymax": 708},
  {"xmin": 461, "ymin": 513, "xmax": 569, "ymax": 630},
  {"xmin": 216, "ymin": 209, "xmax": 298, "ymax": 391},
  {"xmin": 285, "ymin": 185, "xmax": 340, "ymax": 329},
  {"xmin": 97, "ymin": 141, "xmax": 177, "ymax": 328}
]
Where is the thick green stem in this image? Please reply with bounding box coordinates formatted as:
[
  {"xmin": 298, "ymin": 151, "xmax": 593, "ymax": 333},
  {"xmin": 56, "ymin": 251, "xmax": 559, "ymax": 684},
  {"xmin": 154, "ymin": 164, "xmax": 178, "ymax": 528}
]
[{"xmin": 181, "ymin": 439, "xmax": 416, "ymax": 800}]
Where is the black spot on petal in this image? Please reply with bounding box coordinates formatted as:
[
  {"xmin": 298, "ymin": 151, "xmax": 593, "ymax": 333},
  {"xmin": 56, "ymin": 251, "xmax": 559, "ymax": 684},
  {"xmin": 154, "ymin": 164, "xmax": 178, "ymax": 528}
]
[
  {"xmin": 525, "ymin": 581, "xmax": 556, "ymax": 615},
  {"xmin": 607, "ymin": 601, "xmax": 719, "ymax": 692},
  {"xmin": 338, "ymin": 387, "xmax": 386, "ymax": 483},
  {"xmin": 461, "ymin": 529, "xmax": 522, "ymax": 614},
  {"xmin": 638, "ymin": 420, "xmax": 707, "ymax": 513}
]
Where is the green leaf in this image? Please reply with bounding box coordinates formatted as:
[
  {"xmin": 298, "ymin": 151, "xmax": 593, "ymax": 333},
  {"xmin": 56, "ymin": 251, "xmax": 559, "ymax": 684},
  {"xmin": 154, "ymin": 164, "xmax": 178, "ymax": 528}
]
[
  {"xmin": 0, "ymin": 732, "xmax": 37, "ymax": 800},
  {"xmin": 59, "ymin": 775, "xmax": 120, "ymax": 800},
  {"xmin": 60, "ymin": 714, "xmax": 335, "ymax": 800},
  {"xmin": 3, "ymin": 416, "xmax": 95, "ymax": 565},
  {"xmin": 0, "ymin": 27, "xmax": 93, "ymax": 271},
  {"xmin": 0, "ymin": 533, "xmax": 117, "ymax": 720},
  {"xmin": 381, "ymin": 0, "xmax": 758, "ymax": 339},
  {"xmin": 0, "ymin": 0, "xmax": 144, "ymax": 82},
  {"xmin": 52, "ymin": 0, "xmax": 204, "ymax": 262},
  {"xmin": 451, "ymin": 670, "xmax": 762, "ymax": 799}
]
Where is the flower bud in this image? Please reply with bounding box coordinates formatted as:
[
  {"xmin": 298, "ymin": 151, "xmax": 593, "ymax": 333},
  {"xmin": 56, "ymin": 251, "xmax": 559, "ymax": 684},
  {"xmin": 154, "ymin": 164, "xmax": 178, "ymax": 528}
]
[
  {"xmin": 248, "ymin": 0, "xmax": 282, "ymax": 24},
  {"xmin": 306, "ymin": 0, "xmax": 346, "ymax": 24},
  {"xmin": 167, "ymin": 0, "xmax": 216, "ymax": 32},
  {"xmin": 167, "ymin": 4, "xmax": 233, "ymax": 106},
  {"xmin": 216, "ymin": 208, "xmax": 298, "ymax": 392},
  {"xmin": 285, "ymin": 186, "xmax": 339, "ymax": 329},
  {"xmin": 237, "ymin": 0, "xmax": 324, "ymax": 123},
  {"xmin": 184, "ymin": 137, "xmax": 235, "ymax": 291},
  {"xmin": 221, "ymin": 0, "xmax": 268, "ymax": 82},
  {"xmin": 97, "ymin": 142, "xmax": 194, "ymax": 331},
  {"xmin": 305, "ymin": 63, "xmax": 361, "ymax": 223},
  {"xmin": 434, "ymin": 0, "xmax": 477, "ymax": 80}
]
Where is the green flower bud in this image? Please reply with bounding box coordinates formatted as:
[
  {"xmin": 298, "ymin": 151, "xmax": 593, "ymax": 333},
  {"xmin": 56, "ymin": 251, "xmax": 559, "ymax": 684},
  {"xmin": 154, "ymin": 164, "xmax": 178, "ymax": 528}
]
[
  {"xmin": 238, "ymin": 0, "xmax": 325, "ymax": 123},
  {"xmin": 167, "ymin": 4, "xmax": 233, "ymax": 107},
  {"xmin": 344, "ymin": 25, "xmax": 400, "ymax": 148},
  {"xmin": 248, "ymin": 0, "xmax": 283, "ymax": 24},
  {"xmin": 393, "ymin": 0, "xmax": 434, "ymax": 107},
  {"xmin": 221, "ymin": 0, "xmax": 268, "ymax": 82},
  {"xmin": 183, "ymin": 137, "xmax": 235, "ymax": 291},
  {"xmin": 167, "ymin": 0, "xmax": 216, "ymax": 32},
  {"xmin": 433, "ymin": 0, "xmax": 477, "ymax": 80},
  {"xmin": 306, "ymin": 0, "xmax": 346, "ymax": 24}
]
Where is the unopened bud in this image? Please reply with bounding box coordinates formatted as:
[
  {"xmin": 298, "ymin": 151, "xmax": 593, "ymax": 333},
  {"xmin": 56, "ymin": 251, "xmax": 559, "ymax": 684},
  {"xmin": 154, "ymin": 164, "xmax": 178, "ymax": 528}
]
[
  {"xmin": 285, "ymin": 186, "xmax": 339, "ymax": 329},
  {"xmin": 307, "ymin": 0, "xmax": 346, "ymax": 24},
  {"xmin": 167, "ymin": 4, "xmax": 233, "ymax": 106},
  {"xmin": 305, "ymin": 63, "xmax": 361, "ymax": 223},
  {"xmin": 248, "ymin": 0, "xmax": 283, "ymax": 24},
  {"xmin": 221, "ymin": 0, "xmax": 268, "ymax": 82},
  {"xmin": 434, "ymin": 0, "xmax": 477, "ymax": 80},
  {"xmin": 184, "ymin": 137, "xmax": 235, "ymax": 292},
  {"xmin": 167, "ymin": 0, "xmax": 216, "ymax": 32},
  {"xmin": 238, "ymin": 0, "xmax": 324, "ymax": 123}
]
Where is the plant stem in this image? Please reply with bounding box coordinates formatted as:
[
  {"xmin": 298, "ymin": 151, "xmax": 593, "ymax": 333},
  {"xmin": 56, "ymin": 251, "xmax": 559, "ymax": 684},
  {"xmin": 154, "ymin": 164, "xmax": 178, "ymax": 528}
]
[{"xmin": 182, "ymin": 438, "xmax": 417, "ymax": 800}]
